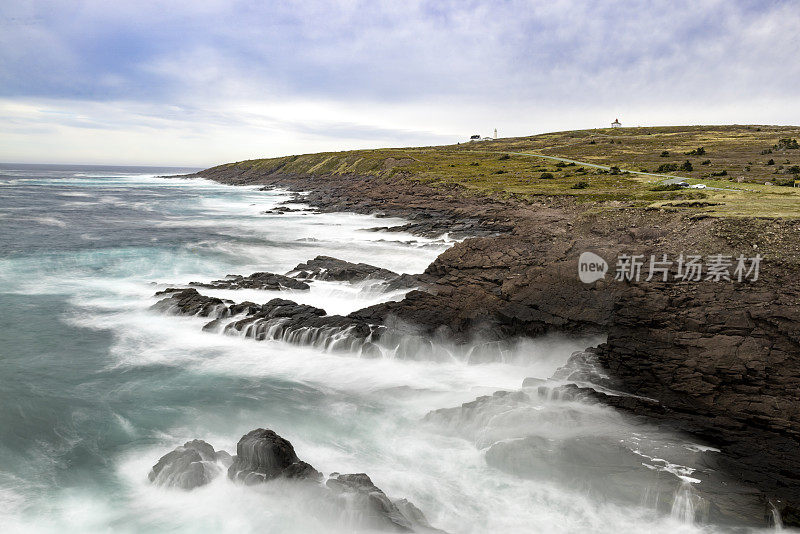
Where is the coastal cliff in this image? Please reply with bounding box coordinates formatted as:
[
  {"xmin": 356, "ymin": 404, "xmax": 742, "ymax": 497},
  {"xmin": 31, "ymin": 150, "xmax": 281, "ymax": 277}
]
[{"xmin": 195, "ymin": 125, "xmax": 800, "ymax": 525}]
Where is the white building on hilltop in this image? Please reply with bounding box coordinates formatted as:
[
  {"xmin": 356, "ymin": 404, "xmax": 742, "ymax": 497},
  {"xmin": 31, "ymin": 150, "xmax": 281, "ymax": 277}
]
[{"xmin": 611, "ymin": 118, "xmax": 622, "ymax": 128}]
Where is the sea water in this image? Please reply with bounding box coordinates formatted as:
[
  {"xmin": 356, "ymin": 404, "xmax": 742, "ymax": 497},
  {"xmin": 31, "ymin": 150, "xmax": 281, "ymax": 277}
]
[{"xmin": 0, "ymin": 164, "xmax": 770, "ymax": 533}]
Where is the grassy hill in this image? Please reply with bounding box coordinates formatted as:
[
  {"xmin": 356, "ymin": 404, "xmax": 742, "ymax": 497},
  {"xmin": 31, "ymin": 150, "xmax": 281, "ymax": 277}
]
[{"xmin": 214, "ymin": 125, "xmax": 800, "ymax": 218}]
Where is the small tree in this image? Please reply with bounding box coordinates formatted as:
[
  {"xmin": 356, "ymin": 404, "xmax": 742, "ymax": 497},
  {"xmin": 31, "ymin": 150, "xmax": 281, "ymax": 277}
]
[
  {"xmin": 767, "ymin": 159, "xmax": 775, "ymax": 165},
  {"xmin": 680, "ymin": 160, "xmax": 693, "ymax": 171},
  {"xmin": 660, "ymin": 150, "xmax": 670, "ymax": 157}
]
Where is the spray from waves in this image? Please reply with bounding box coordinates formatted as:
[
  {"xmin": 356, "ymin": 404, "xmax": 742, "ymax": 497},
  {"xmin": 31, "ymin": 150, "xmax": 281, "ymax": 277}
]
[{"xmin": 0, "ymin": 165, "xmax": 774, "ymax": 534}]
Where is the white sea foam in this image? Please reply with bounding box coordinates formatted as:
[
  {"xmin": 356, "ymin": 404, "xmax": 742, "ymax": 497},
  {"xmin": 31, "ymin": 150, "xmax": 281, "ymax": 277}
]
[{"xmin": 0, "ymin": 168, "xmax": 757, "ymax": 534}]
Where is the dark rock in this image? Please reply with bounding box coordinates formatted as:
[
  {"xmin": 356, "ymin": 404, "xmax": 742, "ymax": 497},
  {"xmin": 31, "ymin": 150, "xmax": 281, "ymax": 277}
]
[
  {"xmin": 228, "ymin": 428, "xmax": 322, "ymax": 484},
  {"xmin": 190, "ymin": 272, "xmax": 310, "ymax": 291},
  {"xmin": 289, "ymin": 255, "xmax": 398, "ymax": 283},
  {"xmin": 148, "ymin": 439, "xmax": 228, "ymax": 490},
  {"xmin": 151, "ymin": 288, "xmax": 232, "ymax": 318}
]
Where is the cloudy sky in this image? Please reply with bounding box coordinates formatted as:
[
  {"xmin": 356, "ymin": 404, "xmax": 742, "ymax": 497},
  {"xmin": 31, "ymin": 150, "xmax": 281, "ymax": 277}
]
[{"xmin": 1, "ymin": 0, "xmax": 798, "ymax": 166}]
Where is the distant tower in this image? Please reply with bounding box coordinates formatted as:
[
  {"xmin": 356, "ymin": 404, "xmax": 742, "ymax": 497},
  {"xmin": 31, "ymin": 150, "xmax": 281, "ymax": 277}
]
[
  {"xmin": 494, "ymin": 128, "xmax": 498, "ymax": 139},
  {"xmin": 611, "ymin": 118, "xmax": 622, "ymax": 128}
]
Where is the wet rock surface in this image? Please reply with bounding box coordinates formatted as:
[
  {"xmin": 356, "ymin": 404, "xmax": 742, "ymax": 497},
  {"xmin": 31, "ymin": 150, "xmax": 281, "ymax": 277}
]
[
  {"xmin": 191, "ymin": 272, "xmax": 310, "ymax": 291},
  {"xmin": 151, "ymin": 288, "xmax": 232, "ymax": 318},
  {"xmin": 148, "ymin": 439, "xmax": 231, "ymax": 490},
  {"xmin": 191, "ymin": 164, "xmax": 800, "ymax": 526},
  {"xmin": 150, "ymin": 429, "xmax": 443, "ymax": 532},
  {"xmin": 228, "ymin": 428, "xmax": 321, "ymax": 484},
  {"xmin": 152, "ymin": 290, "xmax": 382, "ymax": 352},
  {"xmin": 290, "ymin": 255, "xmax": 399, "ymax": 283},
  {"xmin": 326, "ymin": 473, "xmax": 445, "ymax": 533}
]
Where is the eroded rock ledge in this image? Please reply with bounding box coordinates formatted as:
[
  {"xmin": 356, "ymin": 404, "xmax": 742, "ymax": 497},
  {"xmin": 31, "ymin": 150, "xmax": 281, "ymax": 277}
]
[
  {"xmin": 191, "ymin": 164, "xmax": 800, "ymax": 526},
  {"xmin": 149, "ymin": 428, "xmax": 445, "ymax": 533}
]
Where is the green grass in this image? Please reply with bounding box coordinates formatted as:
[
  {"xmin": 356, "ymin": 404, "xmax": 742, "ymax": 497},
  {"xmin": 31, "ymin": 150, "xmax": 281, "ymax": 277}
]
[{"xmin": 212, "ymin": 125, "xmax": 800, "ymax": 218}]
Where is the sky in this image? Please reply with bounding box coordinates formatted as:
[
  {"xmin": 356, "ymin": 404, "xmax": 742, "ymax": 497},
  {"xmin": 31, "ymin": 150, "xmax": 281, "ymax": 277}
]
[{"xmin": 1, "ymin": 0, "xmax": 799, "ymax": 166}]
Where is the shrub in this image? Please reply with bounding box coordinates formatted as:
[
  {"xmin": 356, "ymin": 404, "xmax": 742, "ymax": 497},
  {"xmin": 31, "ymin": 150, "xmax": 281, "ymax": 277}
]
[
  {"xmin": 761, "ymin": 149, "xmax": 773, "ymax": 155},
  {"xmin": 660, "ymin": 150, "xmax": 670, "ymax": 157},
  {"xmin": 470, "ymin": 162, "xmax": 479, "ymax": 166},
  {"xmin": 777, "ymin": 138, "xmax": 799, "ymax": 149},
  {"xmin": 650, "ymin": 184, "xmax": 683, "ymax": 191},
  {"xmin": 540, "ymin": 172, "xmax": 554, "ymax": 179},
  {"xmin": 657, "ymin": 163, "xmax": 679, "ymax": 172},
  {"xmin": 555, "ymin": 162, "xmax": 567, "ymax": 168},
  {"xmin": 710, "ymin": 170, "xmax": 728, "ymax": 177},
  {"xmin": 680, "ymin": 160, "xmax": 693, "ymax": 171},
  {"xmin": 589, "ymin": 140, "xmax": 596, "ymax": 144},
  {"xmin": 610, "ymin": 166, "xmax": 621, "ymax": 175},
  {"xmin": 685, "ymin": 147, "xmax": 706, "ymax": 156},
  {"xmin": 498, "ymin": 154, "xmax": 510, "ymax": 160},
  {"xmin": 493, "ymin": 170, "xmax": 506, "ymax": 174},
  {"xmin": 571, "ymin": 181, "xmax": 590, "ymax": 189},
  {"xmin": 767, "ymin": 159, "xmax": 775, "ymax": 165},
  {"xmin": 701, "ymin": 159, "xmax": 711, "ymax": 165},
  {"xmin": 787, "ymin": 165, "xmax": 800, "ymax": 174}
]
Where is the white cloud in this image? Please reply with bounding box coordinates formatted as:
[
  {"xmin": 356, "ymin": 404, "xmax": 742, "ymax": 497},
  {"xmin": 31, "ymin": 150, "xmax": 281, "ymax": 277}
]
[{"xmin": 0, "ymin": 0, "xmax": 799, "ymax": 165}]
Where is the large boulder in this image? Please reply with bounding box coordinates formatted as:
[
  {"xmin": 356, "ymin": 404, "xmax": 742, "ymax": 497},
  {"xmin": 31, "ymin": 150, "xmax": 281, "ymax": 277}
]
[
  {"xmin": 148, "ymin": 439, "xmax": 231, "ymax": 490},
  {"xmin": 227, "ymin": 428, "xmax": 321, "ymax": 484}
]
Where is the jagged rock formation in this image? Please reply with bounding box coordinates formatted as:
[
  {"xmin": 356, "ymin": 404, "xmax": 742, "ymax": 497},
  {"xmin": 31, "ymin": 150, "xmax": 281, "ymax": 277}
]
[
  {"xmin": 289, "ymin": 255, "xmax": 399, "ymax": 283},
  {"xmin": 152, "ymin": 290, "xmax": 380, "ymax": 352},
  {"xmin": 326, "ymin": 473, "xmax": 445, "ymax": 533},
  {"xmin": 227, "ymin": 428, "xmax": 321, "ymax": 484},
  {"xmin": 149, "ymin": 429, "xmax": 444, "ymax": 532},
  {"xmin": 190, "ymin": 163, "xmax": 800, "ymax": 526},
  {"xmin": 191, "ymin": 272, "xmax": 310, "ymax": 291},
  {"xmin": 148, "ymin": 439, "xmax": 232, "ymax": 490}
]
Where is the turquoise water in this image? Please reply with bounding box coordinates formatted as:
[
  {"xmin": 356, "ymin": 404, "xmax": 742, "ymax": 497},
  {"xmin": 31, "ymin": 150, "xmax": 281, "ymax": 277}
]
[{"xmin": 0, "ymin": 165, "xmax": 754, "ymax": 533}]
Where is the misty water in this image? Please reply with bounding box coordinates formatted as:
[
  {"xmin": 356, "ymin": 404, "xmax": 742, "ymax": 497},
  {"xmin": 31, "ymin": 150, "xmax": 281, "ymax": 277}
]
[{"xmin": 0, "ymin": 165, "xmax": 772, "ymax": 533}]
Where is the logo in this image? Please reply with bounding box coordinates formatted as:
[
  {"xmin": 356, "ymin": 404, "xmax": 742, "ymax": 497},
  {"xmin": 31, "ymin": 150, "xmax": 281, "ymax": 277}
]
[{"xmin": 578, "ymin": 252, "xmax": 608, "ymax": 283}]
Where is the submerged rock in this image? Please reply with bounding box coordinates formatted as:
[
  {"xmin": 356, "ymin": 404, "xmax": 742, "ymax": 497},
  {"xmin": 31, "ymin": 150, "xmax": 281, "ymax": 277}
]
[
  {"xmin": 148, "ymin": 439, "xmax": 230, "ymax": 490},
  {"xmin": 227, "ymin": 428, "xmax": 322, "ymax": 484},
  {"xmin": 190, "ymin": 272, "xmax": 310, "ymax": 291},
  {"xmin": 326, "ymin": 473, "xmax": 446, "ymax": 533}
]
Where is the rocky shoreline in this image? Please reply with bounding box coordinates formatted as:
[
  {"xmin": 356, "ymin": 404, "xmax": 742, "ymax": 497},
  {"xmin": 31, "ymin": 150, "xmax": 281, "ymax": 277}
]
[{"xmin": 189, "ymin": 164, "xmax": 800, "ymax": 527}]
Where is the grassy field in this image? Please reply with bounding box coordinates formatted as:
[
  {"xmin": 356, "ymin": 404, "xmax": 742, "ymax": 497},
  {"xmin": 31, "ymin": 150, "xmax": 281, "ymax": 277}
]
[{"xmin": 218, "ymin": 125, "xmax": 800, "ymax": 218}]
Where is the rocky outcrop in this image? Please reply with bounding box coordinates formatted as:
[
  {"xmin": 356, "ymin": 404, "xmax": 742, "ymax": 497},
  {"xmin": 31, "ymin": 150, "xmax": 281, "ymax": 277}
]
[
  {"xmin": 193, "ymin": 161, "xmax": 800, "ymax": 526},
  {"xmin": 227, "ymin": 428, "xmax": 321, "ymax": 484},
  {"xmin": 290, "ymin": 255, "xmax": 399, "ymax": 283},
  {"xmin": 152, "ymin": 290, "xmax": 382, "ymax": 353},
  {"xmin": 148, "ymin": 439, "xmax": 232, "ymax": 490},
  {"xmin": 150, "ymin": 429, "xmax": 444, "ymax": 532},
  {"xmin": 191, "ymin": 272, "xmax": 310, "ymax": 291},
  {"xmin": 326, "ymin": 473, "xmax": 445, "ymax": 533},
  {"xmin": 152, "ymin": 288, "xmax": 232, "ymax": 318}
]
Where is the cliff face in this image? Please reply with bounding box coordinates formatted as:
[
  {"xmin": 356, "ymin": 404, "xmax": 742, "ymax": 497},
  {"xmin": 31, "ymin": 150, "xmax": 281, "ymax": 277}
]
[{"xmin": 196, "ymin": 165, "xmax": 800, "ymax": 524}]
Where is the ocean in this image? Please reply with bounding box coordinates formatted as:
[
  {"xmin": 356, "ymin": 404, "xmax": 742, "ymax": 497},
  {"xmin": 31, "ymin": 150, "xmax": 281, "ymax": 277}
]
[{"xmin": 0, "ymin": 164, "xmax": 753, "ymax": 533}]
